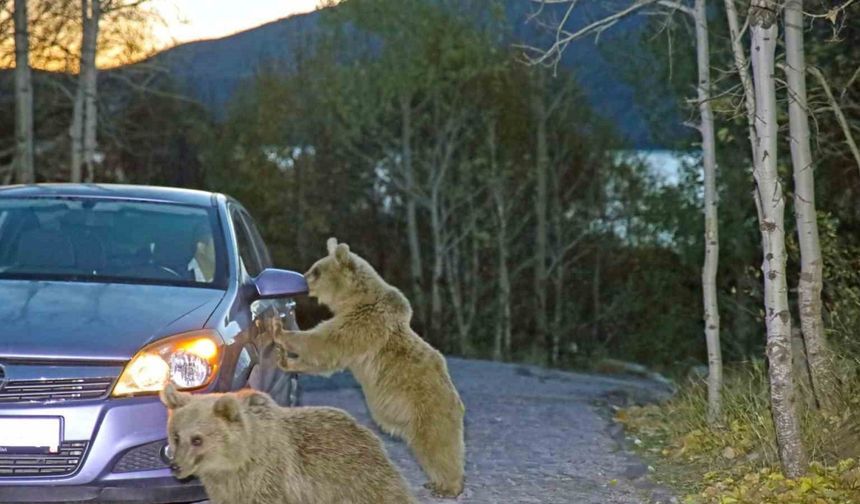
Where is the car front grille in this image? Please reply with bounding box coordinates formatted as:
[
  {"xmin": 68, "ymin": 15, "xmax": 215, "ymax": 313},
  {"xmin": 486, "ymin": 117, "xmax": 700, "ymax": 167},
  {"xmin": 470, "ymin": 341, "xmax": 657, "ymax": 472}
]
[
  {"xmin": 0, "ymin": 377, "xmax": 115, "ymax": 403},
  {"xmin": 0, "ymin": 441, "xmax": 88, "ymax": 477}
]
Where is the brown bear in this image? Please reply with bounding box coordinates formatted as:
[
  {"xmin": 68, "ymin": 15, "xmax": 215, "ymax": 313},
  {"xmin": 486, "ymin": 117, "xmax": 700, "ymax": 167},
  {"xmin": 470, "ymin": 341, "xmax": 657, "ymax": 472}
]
[
  {"xmin": 269, "ymin": 237, "xmax": 466, "ymax": 497},
  {"xmin": 160, "ymin": 384, "xmax": 416, "ymax": 504}
]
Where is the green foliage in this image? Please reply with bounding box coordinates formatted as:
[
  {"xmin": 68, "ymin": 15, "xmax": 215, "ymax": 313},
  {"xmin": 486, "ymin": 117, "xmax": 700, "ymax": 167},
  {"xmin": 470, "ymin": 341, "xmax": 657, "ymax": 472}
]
[
  {"xmin": 620, "ymin": 362, "xmax": 860, "ymax": 503},
  {"xmin": 197, "ymin": 0, "xmax": 707, "ymax": 363}
]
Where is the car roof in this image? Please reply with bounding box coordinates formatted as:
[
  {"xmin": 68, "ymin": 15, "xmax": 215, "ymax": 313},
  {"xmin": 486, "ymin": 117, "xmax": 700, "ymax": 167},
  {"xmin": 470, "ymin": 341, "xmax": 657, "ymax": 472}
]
[{"xmin": 0, "ymin": 184, "xmax": 219, "ymax": 207}]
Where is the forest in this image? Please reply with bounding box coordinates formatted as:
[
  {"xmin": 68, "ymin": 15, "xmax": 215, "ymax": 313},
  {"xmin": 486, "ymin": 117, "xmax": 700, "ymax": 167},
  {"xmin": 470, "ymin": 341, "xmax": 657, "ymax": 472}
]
[{"xmin": 2, "ymin": 0, "xmax": 860, "ymax": 499}]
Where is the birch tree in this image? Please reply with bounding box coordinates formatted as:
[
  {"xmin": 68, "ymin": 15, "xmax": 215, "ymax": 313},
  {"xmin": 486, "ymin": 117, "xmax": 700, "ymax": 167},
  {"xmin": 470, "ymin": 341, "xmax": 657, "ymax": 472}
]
[
  {"xmin": 399, "ymin": 93, "xmax": 427, "ymax": 331},
  {"xmin": 487, "ymin": 119, "xmax": 514, "ymax": 360},
  {"xmin": 692, "ymin": 0, "xmax": 722, "ymax": 423},
  {"xmin": 13, "ymin": 0, "xmax": 34, "ymax": 183},
  {"xmin": 70, "ymin": 0, "xmax": 100, "ymax": 183},
  {"xmin": 748, "ymin": 0, "xmax": 808, "ymax": 478},
  {"xmin": 783, "ymin": 0, "xmax": 834, "ymax": 410}
]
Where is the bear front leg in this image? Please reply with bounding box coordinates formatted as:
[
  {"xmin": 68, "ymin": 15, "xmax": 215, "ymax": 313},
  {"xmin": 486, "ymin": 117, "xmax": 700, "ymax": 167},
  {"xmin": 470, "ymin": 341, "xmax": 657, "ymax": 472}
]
[{"xmin": 271, "ymin": 327, "xmax": 347, "ymax": 375}]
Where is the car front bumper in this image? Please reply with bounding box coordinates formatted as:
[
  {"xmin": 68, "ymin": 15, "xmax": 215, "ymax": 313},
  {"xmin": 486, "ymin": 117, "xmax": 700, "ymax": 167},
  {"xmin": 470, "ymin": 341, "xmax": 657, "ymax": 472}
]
[
  {"xmin": 0, "ymin": 396, "xmax": 206, "ymax": 503},
  {"xmin": 0, "ymin": 476, "xmax": 204, "ymax": 503}
]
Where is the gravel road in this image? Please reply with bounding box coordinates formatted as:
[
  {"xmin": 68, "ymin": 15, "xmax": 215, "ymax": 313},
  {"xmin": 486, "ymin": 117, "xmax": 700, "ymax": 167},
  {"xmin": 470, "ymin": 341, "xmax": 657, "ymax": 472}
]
[{"xmin": 299, "ymin": 358, "xmax": 676, "ymax": 504}]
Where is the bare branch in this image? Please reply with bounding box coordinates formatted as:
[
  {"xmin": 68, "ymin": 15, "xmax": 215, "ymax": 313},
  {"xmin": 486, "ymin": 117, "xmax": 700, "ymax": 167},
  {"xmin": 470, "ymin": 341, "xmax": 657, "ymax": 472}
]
[
  {"xmin": 803, "ymin": 0, "xmax": 857, "ymax": 21},
  {"xmin": 522, "ymin": 0, "xmax": 660, "ymax": 66},
  {"xmin": 809, "ymin": 65, "xmax": 860, "ymax": 175}
]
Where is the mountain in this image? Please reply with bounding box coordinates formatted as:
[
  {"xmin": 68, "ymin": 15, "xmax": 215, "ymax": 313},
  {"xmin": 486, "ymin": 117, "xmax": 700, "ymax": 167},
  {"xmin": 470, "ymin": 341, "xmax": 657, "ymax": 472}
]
[{"xmin": 143, "ymin": 2, "xmax": 682, "ymax": 149}]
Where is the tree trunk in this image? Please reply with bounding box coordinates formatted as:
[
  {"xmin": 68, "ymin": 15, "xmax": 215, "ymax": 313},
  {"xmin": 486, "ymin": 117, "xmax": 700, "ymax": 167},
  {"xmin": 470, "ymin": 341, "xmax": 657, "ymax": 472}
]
[
  {"xmin": 533, "ymin": 83, "xmax": 549, "ymax": 363},
  {"xmin": 724, "ymin": 0, "xmax": 760, "ymax": 362},
  {"xmin": 295, "ymin": 155, "xmax": 306, "ymax": 264},
  {"xmin": 496, "ymin": 223, "xmax": 512, "ymax": 360},
  {"xmin": 488, "ymin": 122, "xmax": 511, "ymax": 361},
  {"xmin": 723, "ymin": 0, "xmax": 757, "ymax": 159},
  {"xmin": 549, "ymin": 165, "xmax": 565, "ymax": 366},
  {"xmin": 400, "ymin": 94, "xmax": 426, "ymax": 330},
  {"xmin": 71, "ymin": 0, "xmax": 99, "ymax": 183},
  {"xmin": 784, "ymin": 0, "xmax": 834, "ymax": 411},
  {"xmin": 83, "ymin": 0, "xmax": 100, "ymax": 182},
  {"xmin": 694, "ymin": 0, "xmax": 723, "ymax": 425},
  {"xmin": 429, "ymin": 189, "xmax": 444, "ymax": 349},
  {"xmin": 70, "ymin": 83, "xmax": 84, "ymax": 182},
  {"xmin": 444, "ymin": 224, "xmax": 476, "ymax": 355},
  {"xmin": 749, "ymin": 0, "xmax": 808, "ymax": 478},
  {"xmin": 13, "ymin": 0, "xmax": 34, "ymax": 184}
]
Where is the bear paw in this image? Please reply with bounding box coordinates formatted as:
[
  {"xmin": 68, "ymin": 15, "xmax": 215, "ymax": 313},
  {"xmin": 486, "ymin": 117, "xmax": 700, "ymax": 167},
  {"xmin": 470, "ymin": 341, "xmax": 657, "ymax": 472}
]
[
  {"xmin": 424, "ymin": 481, "xmax": 463, "ymax": 499},
  {"xmin": 273, "ymin": 341, "xmax": 310, "ymax": 373}
]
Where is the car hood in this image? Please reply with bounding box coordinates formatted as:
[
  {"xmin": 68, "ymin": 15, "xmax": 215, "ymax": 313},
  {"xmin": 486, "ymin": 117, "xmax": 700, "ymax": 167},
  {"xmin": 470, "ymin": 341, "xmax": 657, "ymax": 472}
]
[{"xmin": 0, "ymin": 280, "xmax": 226, "ymax": 361}]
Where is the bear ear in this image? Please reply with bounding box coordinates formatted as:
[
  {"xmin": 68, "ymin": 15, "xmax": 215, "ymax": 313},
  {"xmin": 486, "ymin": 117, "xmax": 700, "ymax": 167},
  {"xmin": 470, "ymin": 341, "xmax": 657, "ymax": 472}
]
[
  {"xmin": 334, "ymin": 243, "xmax": 351, "ymax": 265},
  {"xmin": 160, "ymin": 383, "xmax": 192, "ymax": 410},
  {"xmin": 213, "ymin": 395, "xmax": 242, "ymax": 423},
  {"xmin": 326, "ymin": 237, "xmax": 338, "ymax": 255},
  {"xmin": 244, "ymin": 390, "xmax": 272, "ymax": 408}
]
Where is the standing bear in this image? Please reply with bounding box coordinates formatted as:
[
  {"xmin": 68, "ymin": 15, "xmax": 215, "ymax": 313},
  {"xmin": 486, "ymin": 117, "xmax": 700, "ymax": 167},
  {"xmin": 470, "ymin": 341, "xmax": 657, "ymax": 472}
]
[
  {"xmin": 270, "ymin": 237, "xmax": 466, "ymax": 497},
  {"xmin": 160, "ymin": 385, "xmax": 416, "ymax": 504}
]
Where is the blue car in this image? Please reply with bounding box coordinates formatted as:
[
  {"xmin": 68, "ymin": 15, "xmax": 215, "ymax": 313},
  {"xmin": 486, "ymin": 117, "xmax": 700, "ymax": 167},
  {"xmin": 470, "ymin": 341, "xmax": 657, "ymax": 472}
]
[{"xmin": 0, "ymin": 184, "xmax": 307, "ymax": 503}]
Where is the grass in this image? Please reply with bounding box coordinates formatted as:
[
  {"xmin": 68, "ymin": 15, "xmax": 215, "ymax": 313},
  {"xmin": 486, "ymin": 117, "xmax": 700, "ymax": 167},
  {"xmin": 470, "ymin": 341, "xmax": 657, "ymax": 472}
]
[{"xmin": 616, "ymin": 359, "xmax": 860, "ymax": 503}]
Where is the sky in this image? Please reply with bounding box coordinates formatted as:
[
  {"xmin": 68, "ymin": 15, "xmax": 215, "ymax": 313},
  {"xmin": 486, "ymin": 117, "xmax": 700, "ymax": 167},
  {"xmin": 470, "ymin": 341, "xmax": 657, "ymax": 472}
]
[{"xmin": 151, "ymin": 0, "xmax": 325, "ymax": 47}]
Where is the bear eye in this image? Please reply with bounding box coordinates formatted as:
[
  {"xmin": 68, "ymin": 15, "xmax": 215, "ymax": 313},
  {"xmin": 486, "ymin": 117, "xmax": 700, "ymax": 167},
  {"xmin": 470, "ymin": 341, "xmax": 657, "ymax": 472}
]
[{"xmin": 191, "ymin": 435, "xmax": 203, "ymax": 447}]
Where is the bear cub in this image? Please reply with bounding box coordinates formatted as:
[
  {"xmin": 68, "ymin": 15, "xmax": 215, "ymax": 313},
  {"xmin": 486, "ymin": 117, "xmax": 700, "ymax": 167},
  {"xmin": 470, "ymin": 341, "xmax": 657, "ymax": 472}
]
[
  {"xmin": 270, "ymin": 238, "xmax": 466, "ymax": 497},
  {"xmin": 160, "ymin": 385, "xmax": 416, "ymax": 504}
]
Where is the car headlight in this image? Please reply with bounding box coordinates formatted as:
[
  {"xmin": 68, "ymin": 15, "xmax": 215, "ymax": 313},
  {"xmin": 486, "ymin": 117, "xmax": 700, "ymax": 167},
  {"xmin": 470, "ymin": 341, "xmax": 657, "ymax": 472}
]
[{"xmin": 112, "ymin": 330, "xmax": 222, "ymax": 397}]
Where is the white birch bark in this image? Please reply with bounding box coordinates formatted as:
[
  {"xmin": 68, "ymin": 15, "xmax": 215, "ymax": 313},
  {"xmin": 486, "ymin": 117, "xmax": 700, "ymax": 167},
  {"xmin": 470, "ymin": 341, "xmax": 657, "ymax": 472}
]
[
  {"xmin": 694, "ymin": 0, "xmax": 723, "ymax": 424},
  {"xmin": 13, "ymin": 0, "xmax": 34, "ymax": 184},
  {"xmin": 399, "ymin": 94, "xmax": 426, "ymax": 329},
  {"xmin": 723, "ymin": 0, "xmax": 757, "ymax": 158},
  {"xmin": 749, "ymin": 0, "xmax": 808, "ymax": 478},
  {"xmin": 71, "ymin": 0, "xmax": 100, "ymax": 183},
  {"xmin": 784, "ymin": 0, "xmax": 833, "ymax": 410}
]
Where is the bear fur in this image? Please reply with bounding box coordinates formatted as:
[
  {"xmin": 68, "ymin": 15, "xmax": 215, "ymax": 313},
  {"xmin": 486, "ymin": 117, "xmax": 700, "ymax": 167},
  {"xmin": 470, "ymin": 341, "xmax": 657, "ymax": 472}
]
[
  {"xmin": 269, "ymin": 237, "xmax": 466, "ymax": 497},
  {"xmin": 160, "ymin": 384, "xmax": 416, "ymax": 504}
]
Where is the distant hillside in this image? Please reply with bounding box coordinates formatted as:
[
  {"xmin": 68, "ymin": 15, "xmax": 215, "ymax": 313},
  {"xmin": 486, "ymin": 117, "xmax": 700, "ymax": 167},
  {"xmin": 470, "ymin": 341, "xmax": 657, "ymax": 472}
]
[{"xmin": 144, "ymin": 2, "xmax": 684, "ymax": 148}]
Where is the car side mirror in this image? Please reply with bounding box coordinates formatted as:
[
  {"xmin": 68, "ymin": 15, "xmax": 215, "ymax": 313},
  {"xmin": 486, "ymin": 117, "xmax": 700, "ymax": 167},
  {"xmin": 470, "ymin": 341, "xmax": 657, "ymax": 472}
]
[{"xmin": 252, "ymin": 268, "xmax": 308, "ymax": 299}]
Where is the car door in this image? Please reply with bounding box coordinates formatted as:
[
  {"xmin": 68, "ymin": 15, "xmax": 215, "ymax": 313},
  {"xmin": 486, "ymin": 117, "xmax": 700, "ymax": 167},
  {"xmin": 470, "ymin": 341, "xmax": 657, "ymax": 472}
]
[{"xmin": 232, "ymin": 206, "xmax": 301, "ymax": 406}]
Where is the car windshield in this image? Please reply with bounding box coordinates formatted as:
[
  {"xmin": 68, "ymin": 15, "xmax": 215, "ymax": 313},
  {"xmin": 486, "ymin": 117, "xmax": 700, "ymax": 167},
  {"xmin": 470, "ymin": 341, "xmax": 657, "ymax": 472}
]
[{"xmin": 0, "ymin": 197, "xmax": 227, "ymax": 288}]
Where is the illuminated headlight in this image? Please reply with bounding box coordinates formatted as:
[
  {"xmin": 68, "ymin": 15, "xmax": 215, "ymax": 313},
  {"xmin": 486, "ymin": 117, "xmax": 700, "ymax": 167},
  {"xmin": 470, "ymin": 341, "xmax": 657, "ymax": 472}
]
[{"xmin": 112, "ymin": 330, "xmax": 222, "ymax": 397}]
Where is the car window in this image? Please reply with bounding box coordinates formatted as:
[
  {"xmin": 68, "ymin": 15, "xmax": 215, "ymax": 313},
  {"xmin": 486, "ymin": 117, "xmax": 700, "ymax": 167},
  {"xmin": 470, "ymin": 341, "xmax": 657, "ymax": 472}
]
[
  {"xmin": 240, "ymin": 211, "xmax": 272, "ymax": 269},
  {"xmin": 0, "ymin": 197, "xmax": 227, "ymax": 288},
  {"xmin": 230, "ymin": 207, "xmax": 263, "ymax": 277}
]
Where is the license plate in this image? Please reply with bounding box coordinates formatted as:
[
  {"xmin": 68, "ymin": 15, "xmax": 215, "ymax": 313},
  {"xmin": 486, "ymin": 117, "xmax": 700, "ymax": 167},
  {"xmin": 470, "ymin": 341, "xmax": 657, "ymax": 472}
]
[{"xmin": 0, "ymin": 417, "xmax": 61, "ymax": 454}]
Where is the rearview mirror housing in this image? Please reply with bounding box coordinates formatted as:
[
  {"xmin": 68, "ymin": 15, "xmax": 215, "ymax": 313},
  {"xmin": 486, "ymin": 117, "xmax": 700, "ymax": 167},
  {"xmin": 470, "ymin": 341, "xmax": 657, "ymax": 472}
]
[{"xmin": 252, "ymin": 268, "xmax": 308, "ymax": 299}]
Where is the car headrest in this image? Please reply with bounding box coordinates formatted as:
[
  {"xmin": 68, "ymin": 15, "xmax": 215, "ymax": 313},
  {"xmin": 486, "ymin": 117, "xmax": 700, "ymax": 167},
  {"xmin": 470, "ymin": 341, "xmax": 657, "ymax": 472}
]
[{"xmin": 152, "ymin": 236, "xmax": 195, "ymax": 269}]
